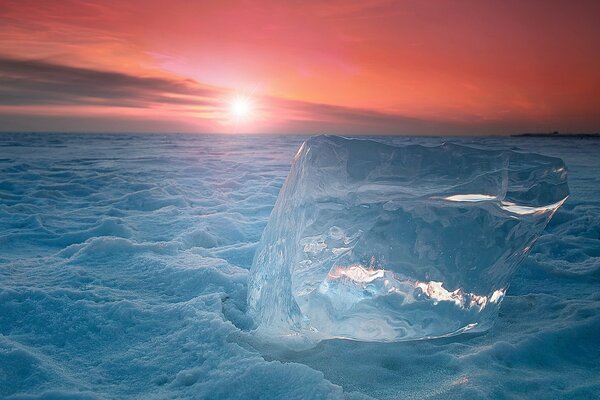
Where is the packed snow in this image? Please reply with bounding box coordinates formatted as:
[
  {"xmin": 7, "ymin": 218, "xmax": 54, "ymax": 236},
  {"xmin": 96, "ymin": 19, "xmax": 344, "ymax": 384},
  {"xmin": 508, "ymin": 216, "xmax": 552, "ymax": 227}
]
[
  {"xmin": 0, "ymin": 133, "xmax": 598, "ymax": 399},
  {"xmin": 248, "ymin": 136, "xmax": 568, "ymax": 344}
]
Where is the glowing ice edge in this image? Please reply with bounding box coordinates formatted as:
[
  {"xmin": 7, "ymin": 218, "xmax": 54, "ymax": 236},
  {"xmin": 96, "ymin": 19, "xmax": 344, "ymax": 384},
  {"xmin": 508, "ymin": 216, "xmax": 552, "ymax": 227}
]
[{"xmin": 444, "ymin": 194, "xmax": 567, "ymax": 215}]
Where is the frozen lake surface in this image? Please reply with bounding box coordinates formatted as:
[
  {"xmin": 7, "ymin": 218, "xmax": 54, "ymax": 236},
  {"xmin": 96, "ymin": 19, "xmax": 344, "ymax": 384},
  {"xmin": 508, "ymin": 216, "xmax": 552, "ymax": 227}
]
[{"xmin": 1, "ymin": 133, "xmax": 599, "ymax": 399}]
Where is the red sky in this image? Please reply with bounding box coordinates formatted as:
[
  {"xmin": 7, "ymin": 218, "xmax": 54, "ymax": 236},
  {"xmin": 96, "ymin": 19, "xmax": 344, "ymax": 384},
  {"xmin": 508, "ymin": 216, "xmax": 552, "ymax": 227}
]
[{"xmin": 1, "ymin": 0, "xmax": 599, "ymax": 134}]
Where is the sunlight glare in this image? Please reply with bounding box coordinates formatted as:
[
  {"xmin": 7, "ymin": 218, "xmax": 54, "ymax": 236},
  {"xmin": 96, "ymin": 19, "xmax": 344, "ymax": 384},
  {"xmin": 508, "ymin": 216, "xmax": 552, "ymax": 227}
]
[{"xmin": 230, "ymin": 96, "xmax": 252, "ymax": 120}]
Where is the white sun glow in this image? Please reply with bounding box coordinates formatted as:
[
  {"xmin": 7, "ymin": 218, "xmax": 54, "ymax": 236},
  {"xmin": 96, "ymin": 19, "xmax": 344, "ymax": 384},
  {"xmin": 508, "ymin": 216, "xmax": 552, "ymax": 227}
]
[{"xmin": 230, "ymin": 96, "xmax": 252, "ymax": 120}]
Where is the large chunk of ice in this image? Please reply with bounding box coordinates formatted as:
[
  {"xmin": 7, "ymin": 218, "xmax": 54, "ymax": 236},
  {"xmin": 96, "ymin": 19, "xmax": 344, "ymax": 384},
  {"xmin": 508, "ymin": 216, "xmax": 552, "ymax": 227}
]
[{"xmin": 248, "ymin": 135, "xmax": 569, "ymax": 343}]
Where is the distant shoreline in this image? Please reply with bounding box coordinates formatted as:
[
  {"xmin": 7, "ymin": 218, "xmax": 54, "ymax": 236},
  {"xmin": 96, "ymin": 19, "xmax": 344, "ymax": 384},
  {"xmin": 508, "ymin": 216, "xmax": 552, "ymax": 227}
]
[{"xmin": 512, "ymin": 132, "xmax": 600, "ymax": 138}]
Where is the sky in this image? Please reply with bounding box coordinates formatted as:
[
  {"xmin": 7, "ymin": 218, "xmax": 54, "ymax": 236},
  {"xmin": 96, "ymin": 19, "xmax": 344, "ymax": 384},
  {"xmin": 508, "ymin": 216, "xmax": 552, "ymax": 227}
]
[{"xmin": 1, "ymin": 0, "xmax": 599, "ymax": 135}]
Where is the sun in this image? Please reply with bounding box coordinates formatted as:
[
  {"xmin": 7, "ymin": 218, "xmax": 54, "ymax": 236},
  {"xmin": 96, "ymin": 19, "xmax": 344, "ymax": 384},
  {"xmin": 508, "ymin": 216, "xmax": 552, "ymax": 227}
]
[{"xmin": 230, "ymin": 96, "xmax": 252, "ymax": 120}]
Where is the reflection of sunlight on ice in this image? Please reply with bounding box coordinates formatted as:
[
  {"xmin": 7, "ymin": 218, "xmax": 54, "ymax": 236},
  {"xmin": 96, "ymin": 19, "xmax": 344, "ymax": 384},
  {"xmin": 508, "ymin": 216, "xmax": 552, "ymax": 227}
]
[
  {"xmin": 489, "ymin": 289, "xmax": 505, "ymax": 303},
  {"xmin": 444, "ymin": 194, "xmax": 497, "ymax": 202},
  {"xmin": 327, "ymin": 264, "xmax": 385, "ymax": 283},
  {"xmin": 443, "ymin": 194, "xmax": 568, "ymax": 216},
  {"xmin": 500, "ymin": 198, "xmax": 567, "ymax": 215},
  {"xmin": 325, "ymin": 264, "xmax": 506, "ymax": 311},
  {"xmin": 415, "ymin": 281, "xmax": 506, "ymax": 310},
  {"xmin": 294, "ymin": 142, "xmax": 306, "ymax": 161},
  {"xmin": 415, "ymin": 280, "xmax": 465, "ymax": 307}
]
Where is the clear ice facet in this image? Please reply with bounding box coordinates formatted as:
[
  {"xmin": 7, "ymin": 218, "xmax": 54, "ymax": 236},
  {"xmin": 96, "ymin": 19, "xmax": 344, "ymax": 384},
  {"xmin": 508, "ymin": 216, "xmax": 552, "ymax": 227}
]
[{"xmin": 248, "ymin": 135, "xmax": 569, "ymax": 344}]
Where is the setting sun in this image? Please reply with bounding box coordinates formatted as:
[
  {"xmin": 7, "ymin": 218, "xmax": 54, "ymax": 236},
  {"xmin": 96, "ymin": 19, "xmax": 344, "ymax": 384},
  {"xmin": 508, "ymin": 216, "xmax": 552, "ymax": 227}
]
[{"xmin": 230, "ymin": 96, "xmax": 252, "ymax": 120}]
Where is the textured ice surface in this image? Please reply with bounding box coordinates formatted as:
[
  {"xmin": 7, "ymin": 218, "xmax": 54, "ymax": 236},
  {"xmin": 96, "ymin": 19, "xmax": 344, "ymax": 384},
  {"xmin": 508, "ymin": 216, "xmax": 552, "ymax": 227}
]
[
  {"xmin": 1, "ymin": 133, "xmax": 598, "ymax": 399},
  {"xmin": 248, "ymin": 135, "xmax": 569, "ymax": 343}
]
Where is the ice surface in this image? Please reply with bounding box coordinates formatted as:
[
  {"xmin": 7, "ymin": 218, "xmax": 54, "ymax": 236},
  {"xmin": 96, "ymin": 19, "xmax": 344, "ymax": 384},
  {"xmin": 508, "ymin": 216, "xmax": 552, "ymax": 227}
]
[
  {"xmin": 248, "ymin": 135, "xmax": 569, "ymax": 343},
  {"xmin": 1, "ymin": 133, "xmax": 598, "ymax": 399}
]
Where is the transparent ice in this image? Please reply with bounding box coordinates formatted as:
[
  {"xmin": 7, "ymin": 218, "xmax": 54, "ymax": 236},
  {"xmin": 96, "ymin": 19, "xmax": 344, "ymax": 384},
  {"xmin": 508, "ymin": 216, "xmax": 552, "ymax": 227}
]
[{"xmin": 248, "ymin": 135, "xmax": 569, "ymax": 343}]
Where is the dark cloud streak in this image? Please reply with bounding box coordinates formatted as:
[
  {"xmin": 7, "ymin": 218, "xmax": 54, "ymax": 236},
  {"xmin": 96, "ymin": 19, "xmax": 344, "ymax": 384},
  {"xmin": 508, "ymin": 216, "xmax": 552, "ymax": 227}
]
[{"xmin": 0, "ymin": 56, "xmax": 223, "ymax": 108}]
